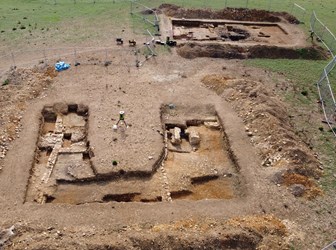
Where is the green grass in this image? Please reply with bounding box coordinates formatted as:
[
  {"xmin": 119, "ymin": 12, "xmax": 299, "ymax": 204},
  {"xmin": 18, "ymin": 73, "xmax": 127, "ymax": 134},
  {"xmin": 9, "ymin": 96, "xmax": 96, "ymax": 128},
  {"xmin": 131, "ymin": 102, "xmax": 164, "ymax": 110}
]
[
  {"xmin": 0, "ymin": 0, "xmax": 133, "ymax": 48},
  {"xmin": 2, "ymin": 79, "xmax": 10, "ymax": 86},
  {"xmin": 0, "ymin": 0, "xmax": 334, "ymax": 35},
  {"xmin": 0, "ymin": 0, "xmax": 334, "ymax": 50},
  {"xmin": 318, "ymin": 132, "xmax": 336, "ymax": 190},
  {"xmin": 245, "ymin": 59, "xmax": 327, "ymax": 96}
]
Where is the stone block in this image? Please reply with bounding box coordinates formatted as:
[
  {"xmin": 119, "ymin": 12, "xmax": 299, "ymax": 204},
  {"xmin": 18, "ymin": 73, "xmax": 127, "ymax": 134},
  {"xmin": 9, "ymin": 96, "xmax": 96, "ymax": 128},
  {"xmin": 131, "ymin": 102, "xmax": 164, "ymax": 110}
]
[
  {"xmin": 171, "ymin": 127, "xmax": 181, "ymax": 145},
  {"xmin": 204, "ymin": 121, "xmax": 221, "ymax": 130},
  {"xmin": 186, "ymin": 128, "xmax": 201, "ymax": 146},
  {"xmin": 38, "ymin": 133, "xmax": 63, "ymax": 148}
]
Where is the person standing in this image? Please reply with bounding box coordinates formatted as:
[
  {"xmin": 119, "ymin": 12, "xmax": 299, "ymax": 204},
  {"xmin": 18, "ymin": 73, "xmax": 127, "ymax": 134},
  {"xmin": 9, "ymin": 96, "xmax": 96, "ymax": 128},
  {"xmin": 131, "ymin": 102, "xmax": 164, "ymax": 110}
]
[{"xmin": 116, "ymin": 111, "xmax": 128, "ymax": 128}]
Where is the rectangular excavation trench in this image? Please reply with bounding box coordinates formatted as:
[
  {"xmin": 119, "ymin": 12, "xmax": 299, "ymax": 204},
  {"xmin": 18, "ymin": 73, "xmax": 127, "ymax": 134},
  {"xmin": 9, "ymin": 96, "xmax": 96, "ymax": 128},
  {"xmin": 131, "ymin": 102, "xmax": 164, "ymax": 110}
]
[
  {"xmin": 25, "ymin": 103, "xmax": 94, "ymax": 204},
  {"xmin": 172, "ymin": 18, "xmax": 289, "ymax": 46},
  {"xmin": 25, "ymin": 104, "xmax": 243, "ymax": 204},
  {"xmin": 161, "ymin": 104, "xmax": 243, "ymax": 201}
]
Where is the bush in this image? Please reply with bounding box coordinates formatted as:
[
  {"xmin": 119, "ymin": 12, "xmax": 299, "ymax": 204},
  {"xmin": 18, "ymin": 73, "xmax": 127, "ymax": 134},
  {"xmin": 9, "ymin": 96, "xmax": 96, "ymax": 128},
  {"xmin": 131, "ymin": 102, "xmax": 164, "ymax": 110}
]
[{"xmin": 2, "ymin": 79, "xmax": 9, "ymax": 86}]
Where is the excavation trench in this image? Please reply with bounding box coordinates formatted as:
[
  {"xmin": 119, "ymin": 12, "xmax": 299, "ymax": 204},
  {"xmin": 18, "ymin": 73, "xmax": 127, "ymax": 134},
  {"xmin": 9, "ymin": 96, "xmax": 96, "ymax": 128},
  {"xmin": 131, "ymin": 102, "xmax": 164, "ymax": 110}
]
[
  {"xmin": 161, "ymin": 104, "xmax": 243, "ymax": 202},
  {"xmin": 159, "ymin": 5, "xmax": 327, "ymax": 60},
  {"xmin": 25, "ymin": 104, "xmax": 244, "ymax": 205}
]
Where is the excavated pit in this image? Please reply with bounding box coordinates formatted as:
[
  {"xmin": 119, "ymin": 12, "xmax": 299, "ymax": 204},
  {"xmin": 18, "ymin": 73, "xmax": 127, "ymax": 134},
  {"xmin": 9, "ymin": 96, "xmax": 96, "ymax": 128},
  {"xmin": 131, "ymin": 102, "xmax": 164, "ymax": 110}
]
[
  {"xmin": 25, "ymin": 103, "xmax": 94, "ymax": 204},
  {"xmin": 161, "ymin": 104, "xmax": 243, "ymax": 201},
  {"xmin": 159, "ymin": 5, "xmax": 327, "ymax": 60},
  {"xmin": 25, "ymin": 104, "xmax": 244, "ymax": 204},
  {"xmin": 172, "ymin": 19, "xmax": 286, "ymax": 44}
]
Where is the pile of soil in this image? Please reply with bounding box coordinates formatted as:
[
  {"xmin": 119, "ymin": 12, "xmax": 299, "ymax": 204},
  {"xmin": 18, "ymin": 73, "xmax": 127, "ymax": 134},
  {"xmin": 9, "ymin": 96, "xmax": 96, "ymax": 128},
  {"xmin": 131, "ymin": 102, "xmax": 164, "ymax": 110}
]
[
  {"xmin": 177, "ymin": 43, "xmax": 327, "ymax": 60},
  {"xmin": 202, "ymin": 75, "xmax": 323, "ymax": 197},
  {"xmin": 0, "ymin": 65, "xmax": 57, "ymax": 168},
  {"xmin": 2, "ymin": 216, "xmax": 289, "ymax": 249},
  {"xmin": 159, "ymin": 4, "xmax": 299, "ymax": 24}
]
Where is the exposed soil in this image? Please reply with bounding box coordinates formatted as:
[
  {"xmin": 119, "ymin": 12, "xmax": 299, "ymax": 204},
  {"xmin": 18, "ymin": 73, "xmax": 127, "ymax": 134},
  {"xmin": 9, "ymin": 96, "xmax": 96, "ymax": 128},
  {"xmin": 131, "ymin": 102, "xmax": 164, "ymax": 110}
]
[
  {"xmin": 26, "ymin": 103, "xmax": 243, "ymax": 205},
  {"xmin": 162, "ymin": 105, "xmax": 243, "ymax": 201},
  {"xmin": 159, "ymin": 4, "xmax": 299, "ymax": 24},
  {"xmin": 158, "ymin": 5, "xmax": 326, "ymax": 60},
  {"xmin": 1, "ymin": 216, "xmax": 289, "ymax": 250},
  {"xmin": 0, "ymin": 65, "xmax": 57, "ymax": 164},
  {"xmin": 26, "ymin": 103, "xmax": 93, "ymax": 204},
  {"xmin": 201, "ymin": 74, "xmax": 324, "ymax": 196},
  {"xmin": 0, "ymin": 5, "xmax": 335, "ymax": 250},
  {"xmin": 177, "ymin": 43, "xmax": 326, "ymax": 60}
]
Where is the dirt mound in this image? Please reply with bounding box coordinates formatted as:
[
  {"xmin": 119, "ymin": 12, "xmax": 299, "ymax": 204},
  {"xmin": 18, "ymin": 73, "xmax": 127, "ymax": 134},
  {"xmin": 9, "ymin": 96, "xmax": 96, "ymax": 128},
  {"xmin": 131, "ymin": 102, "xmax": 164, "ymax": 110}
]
[
  {"xmin": 177, "ymin": 43, "xmax": 327, "ymax": 60},
  {"xmin": 159, "ymin": 4, "xmax": 299, "ymax": 24},
  {"xmin": 227, "ymin": 215, "xmax": 288, "ymax": 236},
  {"xmin": 248, "ymin": 45, "xmax": 326, "ymax": 60},
  {"xmin": 283, "ymin": 172, "xmax": 323, "ymax": 199},
  {"xmin": 201, "ymin": 75, "xmax": 323, "ymax": 196},
  {"xmin": 178, "ymin": 43, "xmax": 246, "ymax": 59},
  {"xmin": 201, "ymin": 75, "xmax": 235, "ymax": 94},
  {"xmin": 4, "ymin": 216, "xmax": 289, "ymax": 250},
  {"xmin": 0, "ymin": 65, "xmax": 57, "ymax": 168}
]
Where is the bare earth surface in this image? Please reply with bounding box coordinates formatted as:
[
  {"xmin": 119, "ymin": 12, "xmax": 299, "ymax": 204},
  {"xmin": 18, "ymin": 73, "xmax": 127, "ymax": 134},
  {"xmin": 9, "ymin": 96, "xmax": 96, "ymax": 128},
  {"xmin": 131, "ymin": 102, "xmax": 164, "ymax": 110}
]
[{"xmin": 0, "ymin": 6, "xmax": 335, "ymax": 250}]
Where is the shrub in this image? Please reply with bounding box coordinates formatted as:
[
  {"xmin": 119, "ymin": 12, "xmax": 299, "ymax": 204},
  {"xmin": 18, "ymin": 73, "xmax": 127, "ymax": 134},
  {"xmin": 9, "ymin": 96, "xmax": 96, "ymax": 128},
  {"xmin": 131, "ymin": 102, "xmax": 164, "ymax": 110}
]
[{"xmin": 2, "ymin": 79, "xmax": 9, "ymax": 86}]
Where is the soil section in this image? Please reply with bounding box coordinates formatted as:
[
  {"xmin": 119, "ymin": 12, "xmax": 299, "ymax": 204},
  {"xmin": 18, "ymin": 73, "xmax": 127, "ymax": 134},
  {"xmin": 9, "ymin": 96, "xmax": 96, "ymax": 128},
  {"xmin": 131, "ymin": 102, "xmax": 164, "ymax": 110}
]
[
  {"xmin": 158, "ymin": 4, "xmax": 299, "ymax": 23},
  {"xmin": 162, "ymin": 104, "xmax": 243, "ymax": 201},
  {"xmin": 25, "ymin": 103, "xmax": 94, "ymax": 204}
]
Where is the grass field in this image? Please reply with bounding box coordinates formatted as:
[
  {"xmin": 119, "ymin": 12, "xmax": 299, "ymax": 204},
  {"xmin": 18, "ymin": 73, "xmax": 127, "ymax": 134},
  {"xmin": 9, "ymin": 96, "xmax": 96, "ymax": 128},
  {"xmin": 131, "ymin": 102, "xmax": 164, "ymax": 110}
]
[
  {"xmin": 0, "ymin": 0, "xmax": 335, "ymax": 42},
  {"xmin": 0, "ymin": 0, "xmax": 335, "ymax": 188}
]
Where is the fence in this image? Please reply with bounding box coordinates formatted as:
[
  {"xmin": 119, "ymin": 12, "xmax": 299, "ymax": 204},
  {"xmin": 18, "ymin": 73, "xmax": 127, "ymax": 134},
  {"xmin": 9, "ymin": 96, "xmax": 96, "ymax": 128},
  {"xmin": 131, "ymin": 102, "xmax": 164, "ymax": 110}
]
[
  {"xmin": 310, "ymin": 11, "xmax": 336, "ymax": 57},
  {"xmin": 316, "ymin": 57, "xmax": 336, "ymax": 135},
  {"xmin": 310, "ymin": 11, "xmax": 336, "ymax": 136},
  {"xmin": 132, "ymin": 0, "xmax": 336, "ymax": 136},
  {"xmin": 0, "ymin": 47, "xmax": 136, "ymax": 75},
  {"xmin": 0, "ymin": 2, "xmax": 160, "ymax": 74},
  {"xmin": 130, "ymin": 0, "xmax": 159, "ymax": 31},
  {"xmin": 291, "ymin": 3, "xmax": 307, "ymax": 23},
  {"xmin": 48, "ymin": 0, "xmax": 127, "ymax": 4},
  {"xmin": 322, "ymin": 240, "xmax": 336, "ymax": 250}
]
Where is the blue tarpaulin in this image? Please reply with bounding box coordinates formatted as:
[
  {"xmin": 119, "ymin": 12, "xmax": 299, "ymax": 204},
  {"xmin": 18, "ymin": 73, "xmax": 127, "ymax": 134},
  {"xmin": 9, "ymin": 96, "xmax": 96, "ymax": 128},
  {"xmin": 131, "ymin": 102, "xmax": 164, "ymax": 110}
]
[{"xmin": 55, "ymin": 61, "xmax": 70, "ymax": 72}]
